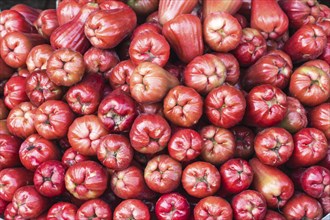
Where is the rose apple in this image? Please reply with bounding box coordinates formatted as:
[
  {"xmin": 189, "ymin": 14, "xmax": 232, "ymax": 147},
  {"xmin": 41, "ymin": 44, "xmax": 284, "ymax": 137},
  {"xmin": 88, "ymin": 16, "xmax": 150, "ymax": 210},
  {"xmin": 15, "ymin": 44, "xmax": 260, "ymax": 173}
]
[
  {"xmin": 158, "ymin": 0, "xmax": 198, "ymax": 25},
  {"xmin": 46, "ymin": 48, "xmax": 85, "ymax": 87},
  {"xmin": 162, "ymin": 14, "xmax": 203, "ymax": 63},
  {"xmin": 12, "ymin": 185, "xmax": 49, "ymax": 219},
  {"xmin": 278, "ymin": 96, "xmax": 308, "ymax": 133},
  {"xmin": 232, "ymin": 27, "xmax": 266, "ymax": 67},
  {"xmin": 288, "ymin": 128, "xmax": 328, "ymax": 168},
  {"xmin": 0, "ymin": 58, "xmax": 14, "ymax": 81},
  {"xmin": 183, "ymin": 54, "xmax": 226, "ymax": 95},
  {"xmin": 231, "ymin": 190, "xmax": 267, "ymax": 220},
  {"xmin": 182, "ymin": 161, "xmax": 221, "ymax": 198},
  {"xmin": 310, "ymin": 103, "xmax": 330, "ymax": 139},
  {"xmin": 26, "ymin": 44, "xmax": 54, "ymax": 73},
  {"xmin": 65, "ymin": 73, "xmax": 105, "ymax": 115},
  {"xmin": 203, "ymin": 0, "xmax": 243, "ymax": 17},
  {"xmin": 144, "ymin": 155, "xmax": 182, "ymax": 194},
  {"xmin": 109, "ymin": 60, "xmax": 135, "ymax": 93},
  {"xmin": 168, "ymin": 129, "xmax": 203, "ymax": 162},
  {"xmin": 19, "ymin": 134, "xmax": 60, "ymax": 171},
  {"xmin": 97, "ymin": 89, "xmax": 137, "ymax": 132},
  {"xmin": 76, "ymin": 199, "xmax": 112, "ymax": 220},
  {"xmin": 56, "ymin": 0, "xmax": 81, "ymax": 26},
  {"xmin": 47, "ymin": 202, "xmax": 77, "ymax": 220},
  {"xmin": 203, "ymin": 12, "xmax": 242, "ymax": 52},
  {"xmin": 34, "ymin": 100, "xmax": 75, "ymax": 140},
  {"xmin": 194, "ymin": 196, "xmax": 233, "ymax": 220},
  {"xmin": 113, "ymin": 199, "xmax": 150, "ymax": 220},
  {"xmin": 231, "ymin": 126, "xmax": 255, "ymax": 159},
  {"xmin": 300, "ymin": 166, "xmax": 330, "ymax": 199},
  {"xmin": 4, "ymin": 75, "xmax": 29, "ymax": 109},
  {"xmin": 244, "ymin": 84, "xmax": 287, "ymax": 127},
  {"xmin": 62, "ymin": 147, "xmax": 90, "ymax": 168},
  {"xmin": 213, "ymin": 53, "xmax": 240, "ymax": 85},
  {"xmin": 0, "ymin": 168, "xmax": 33, "ymax": 202},
  {"xmin": 129, "ymin": 31, "xmax": 170, "ymax": 67},
  {"xmin": 163, "ymin": 85, "xmax": 203, "ymax": 127},
  {"xmin": 129, "ymin": 113, "xmax": 171, "ymax": 154},
  {"xmin": 25, "ymin": 70, "xmax": 63, "ymax": 107},
  {"xmin": 254, "ymin": 127, "xmax": 294, "ymax": 166},
  {"xmin": 34, "ymin": 9, "xmax": 58, "ymax": 39},
  {"xmin": 205, "ymin": 84, "xmax": 246, "ymax": 128},
  {"xmin": 33, "ymin": 160, "xmax": 66, "ymax": 197},
  {"xmin": 264, "ymin": 210, "xmax": 285, "ymax": 220},
  {"xmin": 155, "ymin": 192, "xmax": 190, "ymax": 220},
  {"xmin": 111, "ymin": 166, "xmax": 145, "ymax": 199},
  {"xmin": 200, "ymin": 125, "xmax": 236, "ymax": 165},
  {"xmin": 0, "ymin": 134, "xmax": 21, "ymax": 169},
  {"xmin": 220, "ymin": 158, "xmax": 253, "ymax": 195},
  {"xmin": 65, "ymin": 160, "xmax": 108, "ymax": 200},
  {"xmin": 67, "ymin": 114, "xmax": 108, "ymax": 156},
  {"xmin": 97, "ymin": 134, "xmax": 134, "ymax": 171},
  {"xmin": 283, "ymin": 193, "xmax": 323, "ymax": 220},
  {"xmin": 6, "ymin": 102, "xmax": 36, "ymax": 138},
  {"xmin": 249, "ymin": 158, "xmax": 294, "ymax": 208}
]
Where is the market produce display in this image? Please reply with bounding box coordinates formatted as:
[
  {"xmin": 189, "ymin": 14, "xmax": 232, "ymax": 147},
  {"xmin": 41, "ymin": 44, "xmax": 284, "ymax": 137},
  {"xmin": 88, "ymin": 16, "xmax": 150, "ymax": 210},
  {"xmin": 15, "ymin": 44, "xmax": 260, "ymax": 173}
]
[{"xmin": 0, "ymin": 0, "xmax": 329, "ymax": 219}]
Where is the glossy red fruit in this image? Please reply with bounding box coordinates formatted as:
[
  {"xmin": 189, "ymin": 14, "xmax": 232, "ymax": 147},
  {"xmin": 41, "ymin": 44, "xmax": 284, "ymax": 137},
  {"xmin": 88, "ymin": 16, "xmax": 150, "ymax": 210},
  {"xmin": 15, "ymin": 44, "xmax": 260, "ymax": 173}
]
[
  {"xmin": 4, "ymin": 75, "xmax": 29, "ymax": 110},
  {"xmin": 231, "ymin": 190, "xmax": 267, "ymax": 220},
  {"xmin": 12, "ymin": 185, "xmax": 49, "ymax": 219},
  {"xmin": 203, "ymin": 12, "xmax": 242, "ymax": 52},
  {"xmin": 0, "ymin": 134, "xmax": 21, "ymax": 169},
  {"xmin": 26, "ymin": 44, "xmax": 54, "ymax": 73},
  {"xmin": 162, "ymin": 14, "xmax": 204, "ymax": 63},
  {"xmin": 62, "ymin": 147, "xmax": 90, "ymax": 168},
  {"xmin": 19, "ymin": 134, "xmax": 60, "ymax": 171},
  {"xmin": 231, "ymin": 126, "xmax": 255, "ymax": 159},
  {"xmin": 158, "ymin": 0, "xmax": 198, "ymax": 25},
  {"xmin": 85, "ymin": 6, "xmax": 137, "ymax": 49},
  {"xmin": 129, "ymin": 114, "xmax": 171, "ymax": 154},
  {"xmin": 182, "ymin": 161, "xmax": 221, "ymax": 198},
  {"xmin": 288, "ymin": 128, "xmax": 328, "ymax": 168},
  {"xmin": 7, "ymin": 102, "xmax": 36, "ymax": 139},
  {"xmin": 254, "ymin": 127, "xmax": 294, "ymax": 166},
  {"xmin": 163, "ymin": 85, "xmax": 203, "ymax": 128},
  {"xmin": 203, "ymin": 0, "xmax": 243, "ymax": 18},
  {"xmin": 205, "ymin": 84, "xmax": 246, "ymax": 128},
  {"xmin": 113, "ymin": 199, "xmax": 150, "ymax": 220},
  {"xmin": 34, "ymin": 9, "xmax": 59, "ymax": 39},
  {"xmin": 56, "ymin": 0, "xmax": 81, "ymax": 26},
  {"xmin": 244, "ymin": 84, "xmax": 287, "ymax": 128},
  {"xmin": 251, "ymin": 0, "xmax": 288, "ymax": 39},
  {"xmin": 249, "ymin": 158, "xmax": 294, "ymax": 208},
  {"xmin": 68, "ymin": 114, "xmax": 108, "ymax": 156},
  {"xmin": 220, "ymin": 158, "xmax": 253, "ymax": 195},
  {"xmin": 264, "ymin": 210, "xmax": 286, "ymax": 220},
  {"xmin": 33, "ymin": 160, "xmax": 66, "ymax": 197},
  {"xmin": 76, "ymin": 199, "xmax": 112, "ymax": 220},
  {"xmin": 97, "ymin": 134, "xmax": 133, "ymax": 171},
  {"xmin": 168, "ymin": 129, "xmax": 203, "ymax": 162},
  {"xmin": 109, "ymin": 60, "xmax": 135, "ymax": 93},
  {"xmin": 194, "ymin": 196, "xmax": 233, "ymax": 219},
  {"xmin": 0, "ymin": 168, "xmax": 33, "ymax": 202},
  {"xmin": 144, "ymin": 155, "xmax": 182, "ymax": 194},
  {"xmin": 310, "ymin": 103, "xmax": 330, "ymax": 139},
  {"xmin": 10, "ymin": 4, "xmax": 40, "ymax": 25},
  {"xmin": 47, "ymin": 202, "xmax": 77, "ymax": 220},
  {"xmin": 200, "ymin": 125, "xmax": 236, "ymax": 165},
  {"xmin": 65, "ymin": 160, "xmax": 108, "ymax": 200},
  {"xmin": 213, "ymin": 53, "xmax": 240, "ymax": 85},
  {"xmin": 155, "ymin": 192, "xmax": 190, "ymax": 220},
  {"xmin": 283, "ymin": 193, "xmax": 323, "ymax": 220}
]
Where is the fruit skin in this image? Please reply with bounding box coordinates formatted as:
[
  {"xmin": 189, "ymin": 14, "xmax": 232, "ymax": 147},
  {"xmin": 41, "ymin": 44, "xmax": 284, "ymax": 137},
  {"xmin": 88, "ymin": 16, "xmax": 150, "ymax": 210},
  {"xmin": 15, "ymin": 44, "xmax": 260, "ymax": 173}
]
[
  {"xmin": 231, "ymin": 126, "xmax": 255, "ymax": 159},
  {"xmin": 76, "ymin": 199, "xmax": 112, "ymax": 220},
  {"xmin": 85, "ymin": 7, "xmax": 137, "ymax": 49},
  {"xmin": 26, "ymin": 44, "xmax": 54, "ymax": 73},
  {"xmin": 0, "ymin": 134, "xmax": 21, "ymax": 170},
  {"xmin": 158, "ymin": 0, "xmax": 198, "ymax": 25},
  {"xmin": 11, "ymin": 3, "xmax": 41, "ymax": 25},
  {"xmin": 65, "ymin": 160, "xmax": 109, "ymax": 200},
  {"xmin": 162, "ymin": 14, "xmax": 204, "ymax": 63},
  {"xmin": 34, "ymin": 9, "xmax": 59, "ymax": 39},
  {"xmin": 254, "ymin": 127, "xmax": 294, "ymax": 166},
  {"xmin": 283, "ymin": 24, "xmax": 327, "ymax": 63},
  {"xmin": 231, "ymin": 190, "xmax": 267, "ymax": 220},
  {"xmin": 310, "ymin": 103, "xmax": 330, "ymax": 139},
  {"xmin": 205, "ymin": 84, "xmax": 246, "ymax": 129},
  {"xmin": 4, "ymin": 76, "xmax": 29, "ymax": 110},
  {"xmin": 0, "ymin": 168, "xmax": 33, "ymax": 202},
  {"xmin": 251, "ymin": 0, "xmax": 289, "ymax": 39},
  {"xmin": 264, "ymin": 210, "xmax": 286, "ymax": 220},
  {"xmin": 163, "ymin": 85, "xmax": 203, "ymax": 128},
  {"xmin": 283, "ymin": 193, "xmax": 323, "ymax": 220},
  {"xmin": 50, "ymin": 3, "xmax": 99, "ymax": 54},
  {"xmin": 0, "ymin": 58, "xmax": 14, "ymax": 81},
  {"xmin": 213, "ymin": 53, "xmax": 240, "ymax": 85},
  {"xmin": 47, "ymin": 202, "xmax": 78, "ymax": 220},
  {"xmin": 109, "ymin": 60, "xmax": 135, "ymax": 93},
  {"xmin": 220, "ymin": 158, "xmax": 253, "ymax": 195},
  {"xmin": 244, "ymin": 84, "xmax": 287, "ymax": 128},
  {"xmin": 113, "ymin": 199, "xmax": 150, "ymax": 220},
  {"xmin": 194, "ymin": 196, "xmax": 233, "ymax": 220},
  {"xmin": 181, "ymin": 161, "xmax": 221, "ymax": 198},
  {"xmin": 155, "ymin": 192, "xmax": 190, "ymax": 220},
  {"xmin": 203, "ymin": 0, "xmax": 243, "ymax": 18},
  {"xmin": 288, "ymin": 128, "xmax": 328, "ymax": 168},
  {"xmin": 249, "ymin": 157, "xmax": 294, "ymax": 208}
]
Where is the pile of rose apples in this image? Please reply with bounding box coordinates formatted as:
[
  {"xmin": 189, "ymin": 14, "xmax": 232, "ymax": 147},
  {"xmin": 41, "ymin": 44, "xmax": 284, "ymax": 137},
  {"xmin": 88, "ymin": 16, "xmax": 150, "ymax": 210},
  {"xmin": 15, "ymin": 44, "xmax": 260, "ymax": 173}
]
[{"xmin": 0, "ymin": 0, "xmax": 329, "ymax": 219}]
